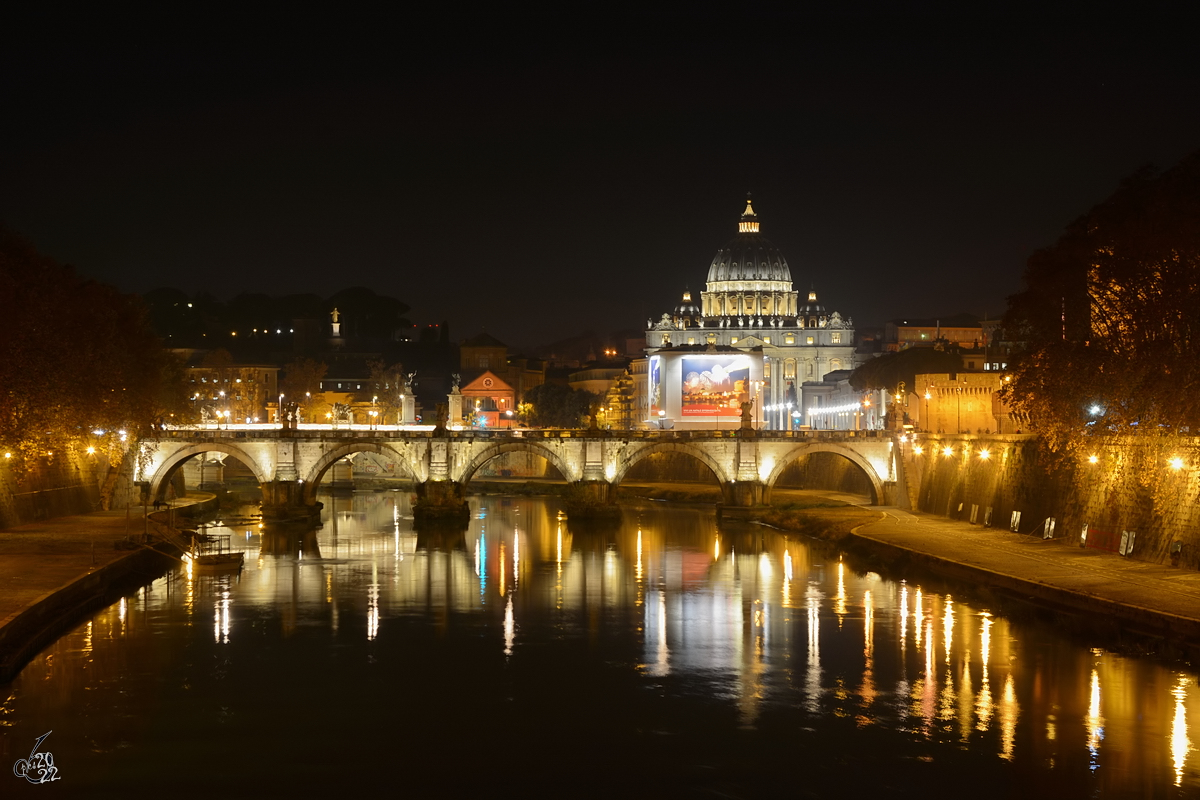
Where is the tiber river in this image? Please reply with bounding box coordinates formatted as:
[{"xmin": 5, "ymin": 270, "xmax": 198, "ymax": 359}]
[{"xmin": 2, "ymin": 492, "xmax": 1197, "ymax": 797}]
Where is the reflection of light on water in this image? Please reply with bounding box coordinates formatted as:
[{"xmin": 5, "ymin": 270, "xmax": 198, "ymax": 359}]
[
  {"xmin": 860, "ymin": 589, "xmax": 876, "ymax": 712},
  {"xmin": 498, "ymin": 542, "xmax": 506, "ymax": 597},
  {"xmin": 782, "ymin": 550, "xmax": 792, "ymax": 608},
  {"xmin": 899, "ymin": 582, "xmax": 908, "ymax": 644},
  {"xmin": 943, "ymin": 596, "xmax": 954, "ymax": 665},
  {"xmin": 1086, "ymin": 668, "xmax": 1104, "ymax": 770},
  {"xmin": 834, "ymin": 561, "xmax": 846, "ymax": 628},
  {"xmin": 118, "ymin": 597, "xmax": 127, "ymax": 634},
  {"xmin": 642, "ymin": 590, "xmax": 670, "ymax": 677},
  {"xmin": 503, "ymin": 594, "xmax": 515, "ymax": 657},
  {"xmin": 714, "ymin": 534, "xmax": 719, "ymax": 561},
  {"xmin": 1172, "ymin": 674, "xmax": 1192, "ymax": 786},
  {"xmin": 214, "ymin": 589, "xmax": 231, "ymax": 644},
  {"xmin": 513, "ymin": 529, "xmax": 521, "ymax": 590},
  {"xmin": 999, "ymin": 673, "xmax": 1018, "ymax": 761},
  {"xmin": 367, "ymin": 583, "xmax": 380, "ymax": 641},
  {"xmin": 976, "ymin": 614, "xmax": 993, "ymax": 732},
  {"xmin": 758, "ymin": 552, "xmax": 772, "ymax": 584},
  {"xmin": 805, "ymin": 582, "xmax": 822, "ymax": 713}
]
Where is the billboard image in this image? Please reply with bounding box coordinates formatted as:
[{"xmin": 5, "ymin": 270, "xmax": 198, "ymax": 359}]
[
  {"xmin": 649, "ymin": 355, "xmax": 662, "ymax": 415},
  {"xmin": 681, "ymin": 355, "xmax": 751, "ymax": 416}
]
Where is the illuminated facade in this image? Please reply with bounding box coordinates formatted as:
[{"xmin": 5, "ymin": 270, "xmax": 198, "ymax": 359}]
[{"xmin": 646, "ymin": 198, "xmax": 858, "ymax": 429}]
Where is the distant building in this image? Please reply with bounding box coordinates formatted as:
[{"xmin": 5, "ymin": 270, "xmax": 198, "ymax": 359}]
[
  {"xmin": 911, "ymin": 372, "xmax": 1018, "ymax": 434},
  {"xmin": 644, "ymin": 198, "xmax": 859, "ymax": 429}
]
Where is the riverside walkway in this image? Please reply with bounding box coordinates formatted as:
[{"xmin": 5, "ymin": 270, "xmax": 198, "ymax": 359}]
[
  {"xmin": 0, "ymin": 496, "xmax": 210, "ymax": 681},
  {"xmin": 852, "ymin": 506, "xmax": 1200, "ymax": 643}
]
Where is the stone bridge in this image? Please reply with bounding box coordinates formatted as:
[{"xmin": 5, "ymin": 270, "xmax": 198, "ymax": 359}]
[{"xmin": 138, "ymin": 427, "xmax": 906, "ymax": 522}]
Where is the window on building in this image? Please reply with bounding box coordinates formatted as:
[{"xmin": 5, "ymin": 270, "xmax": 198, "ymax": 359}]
[
  {"xmin": 806, "ymin": 336, "xmax": 814, "ymax": 345},
  {"xmin": 785, "ymin": 334, "xmax": 795, "ymax": 344},
  {"xmin": 687, "ymin": 337, "xmax": 695, "ymax": 345},
  {"xmin": 830, "ymin": 359, "xmax": 842, "ymax": 371},
  {"xmin": 832, "ymin": 332, "xmax": 841, "ymax": 343},
  {"xmin": 707, "ymin": 333, "xmax": 717, "ymax": 344},
  {"xmin": 784, "ymin": 359, "xmax": 796, "ymax": 379},
  {"xmin": 731, "ymin": 337, "xmax": 738, "ymax": 344},
  {"xmin": 662, "ymin": 334, "xmax": 670, "ymax": 345},
  {"xmin": 806, "ymin": 363, "xmax": 814, "ymax": 377},
  {"xmin": 764, "ymin": 362, "xmax": 772, "ymax": 378},
  {"xmin": 763, "ymin": 336, "xmax": 771, "ymax": 344}
]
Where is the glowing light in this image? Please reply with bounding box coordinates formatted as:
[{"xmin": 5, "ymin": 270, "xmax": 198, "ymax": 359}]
[
  {"xmin": 913, "ymin": 445, "xmax": 924, "ymax": 455},
  {"xmin": 1170, "ymin": 456, "xmax": 1185, "ymax": 471},
  {"xmin": 943, "ymin": 446, "xmax": 954, "ymax": 457},
  {"xmin": 86, "ymin": 446, "xmax": 96, "ymax": 455},
  {"xmin": 1088, "ymin": 454, "xmax": 1099, "ymax": 464},
  {"xmin": 979, "ymin": 449, "xmax": 990, "ymax": 460},
  {"xmin": 1086, "ymin": 668, "xmax": 1104, "ymax": 769}
]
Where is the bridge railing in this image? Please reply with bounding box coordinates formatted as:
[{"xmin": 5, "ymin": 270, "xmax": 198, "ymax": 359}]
[{"xmin": 153, "ymin": 426, "xmax": 898, "ymax": 442}]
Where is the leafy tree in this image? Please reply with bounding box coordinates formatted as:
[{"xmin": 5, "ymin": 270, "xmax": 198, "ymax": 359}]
[
  {"xmin": 523, "ymin": 383, "xmax": 597, "ymax": 428},
  {"xmin": 0, "ymin": 227, "xmax": 182, "ymax": 467},
  {"xmin": 280, "ymin": 358, "xmax": 328, "ymax": 421},
  {"xmin": 1003, "ymin": 152, "xmax": 1200, "ymax": 456},
  {"xmin": 366, "ymin": 358, "xmax": 406, "ymax": 425},
  {"xmin": 849, "ymin": 347, "xmax": 963, "ymax": 393}
]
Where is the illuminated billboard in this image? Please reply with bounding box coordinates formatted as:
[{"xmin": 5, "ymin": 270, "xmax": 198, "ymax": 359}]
[
  {"xmin": 681, "ymin": 355, "xmax": 750, "ymax": 416},
  {"xmin": 649, "ymin": 355, "xmax": 662, "ymax": 415}
]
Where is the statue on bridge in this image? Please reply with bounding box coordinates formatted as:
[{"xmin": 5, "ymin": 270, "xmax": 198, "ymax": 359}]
[{"xmin": 740, "ymin": 397, "xmax": 755, "ymax": 430}]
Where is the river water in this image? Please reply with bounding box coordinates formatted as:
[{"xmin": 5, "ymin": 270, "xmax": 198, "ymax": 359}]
[{"xmin": 2, "ymin": 492, "xmax": 1197, "ymax": 797}]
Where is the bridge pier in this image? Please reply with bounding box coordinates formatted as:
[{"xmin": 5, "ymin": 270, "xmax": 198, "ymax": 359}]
[
  {"xmin": 414, "ymin": 480, "xmax": 469, "ymax": 523},
  {"xmin": 260, "ymin": 480, "xmax": 323, "ymax": 525},
  {"xmin": 724, "ymin": 480, "xmax": 766, "ymax": 508}
]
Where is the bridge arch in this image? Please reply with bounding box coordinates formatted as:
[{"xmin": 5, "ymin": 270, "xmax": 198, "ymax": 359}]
[
  {"xmin": 610, "ymin": 441, "xmax": 731, "ymax": 488},
  {"xmin": 457, "ymin": 441, "xmax": 577, "ymax": 485},
  {"xmin": 764, "ymin": 442, "xmax": 884, "ymax": 504},
  {"xmin": 303, "ymin": 442, "xmax": 419, "ymax": 503},
  {"xmin": 148, "ymin": 442, "xmax": 270, "ymax": 502}
]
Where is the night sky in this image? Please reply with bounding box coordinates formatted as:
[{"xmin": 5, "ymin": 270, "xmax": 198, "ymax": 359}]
[{"xmin": 3, "ymin": 14, "xmax": 1199, "ymax": 350}]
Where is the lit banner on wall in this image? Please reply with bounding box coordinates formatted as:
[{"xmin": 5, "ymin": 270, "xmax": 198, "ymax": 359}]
[
  {"xmin": 649, "ymin": 355, "xmax": 662, "ymax": 415},
  {"xmin": 681, "ymin": 355, "xmax": 750, "ymax": 416}
]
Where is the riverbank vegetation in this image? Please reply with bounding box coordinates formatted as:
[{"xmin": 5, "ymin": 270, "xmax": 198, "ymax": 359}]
[{"xmin": 0, "ymin": 227, "xmax": 184, "ymax": 472}]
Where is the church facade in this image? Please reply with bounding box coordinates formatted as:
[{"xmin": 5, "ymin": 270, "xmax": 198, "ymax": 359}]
[{"xmin": 644, "ymin": 199, "xmax": 858, "ymax": 430}]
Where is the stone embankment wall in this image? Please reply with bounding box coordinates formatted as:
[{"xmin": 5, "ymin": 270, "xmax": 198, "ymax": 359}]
[
  {"xmin": 0, "ymin": 448, "xmax": 140, "ymax": 530},
  {"xmin": 900, "ymin": 433, "xmax": 1199, "ymax": 569}
]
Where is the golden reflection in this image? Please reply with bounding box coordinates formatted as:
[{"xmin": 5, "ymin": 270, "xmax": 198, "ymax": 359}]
[
  {"xmin": 498, "ymin": 542, "xmax": 506, "ymax": 597},
  {"xmin": 976, "ymin": 614, "xmax": 993, "ymax": 732},
  {"xmin": 714, "ymin": 534, "xmax": 719, "ymax": 561},
  {"xmin": 834, "ymin": 560, "xmax": 846, "ymax": 628},
  {"xmin": 1171, "ymin": 674, "xmax": 1192, "ymax": 786},
  {"xmin": 118, "ymin": 597, "xmax": 127, "ymax": 635},
  {"xmin": 782, "ymin": 550, "xmax": 792, "ymax": 607},
  {"xmin": 860, "ymin": 589, "xmax": 876, "ymax": 715},
  {"xmin": 899, "ymin": 582, "xmax": 908, "ymax": 646},
  {"xmin": 1087, "ymin": 668, "xmax": 1104, "ymax": 768},
  {"xmin": 943, "ymin": 596, "xmax": 954, "ymax": 665},
  {"xmin": 1000, "ymin": 674, "xmax": 1017, "ymax": 760},
  {"xmin": 914, "ymin": 587, "xmax": 923, "ymax": 650}
]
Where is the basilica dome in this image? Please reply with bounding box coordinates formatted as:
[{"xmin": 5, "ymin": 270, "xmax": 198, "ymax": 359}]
[
  {"xmin": 700, "ymin": 198, "xmax": 799, "ymax": 320},
  {"xmin": 705, "ymin": 199, "xmax": 793, "ymax": 284}
]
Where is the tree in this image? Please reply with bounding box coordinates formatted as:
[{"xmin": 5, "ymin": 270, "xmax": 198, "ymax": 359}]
[
  {"xmin": 280, "ymin": 358, "xmax": 327, "ymax": 421},
  {"xmin": 1003, "ymin": 152, "xmax": 1200, "ymax": 456},
  {"xmin": 0, "ymin": 226, "xmax": 182, "ymax": 467},
  {"xmin": 523, "ymin": 383, "xmax": 597, "ymax": 428},
  {"xmin": 366, "ymin": 358, "xmax": 405, "ymax": 425}
]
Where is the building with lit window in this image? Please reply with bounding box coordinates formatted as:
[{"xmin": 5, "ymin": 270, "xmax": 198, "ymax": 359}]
[{"xmin": 644, "ymin": 198, "xmax": 859, "ymax": 429}]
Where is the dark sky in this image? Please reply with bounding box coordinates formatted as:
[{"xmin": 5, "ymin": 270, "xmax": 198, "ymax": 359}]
[{"xmin": 3, "ymin": 14, "xmax": 1199, "ymax": 350}]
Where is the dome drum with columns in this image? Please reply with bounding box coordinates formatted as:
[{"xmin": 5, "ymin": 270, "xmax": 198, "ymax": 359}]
[{"xmin": 644, "ymin": 198, "xmax": 859, "ymax": 431}]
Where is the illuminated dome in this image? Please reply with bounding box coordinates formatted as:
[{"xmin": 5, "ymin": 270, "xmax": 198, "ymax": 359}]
[
  {"xmin": 705, "ymin": 198, "xmax": 793, "ymax": 284},
  {"xmin": 701, "ymin": 198, "xmax": 798, "ymax": 319}
]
